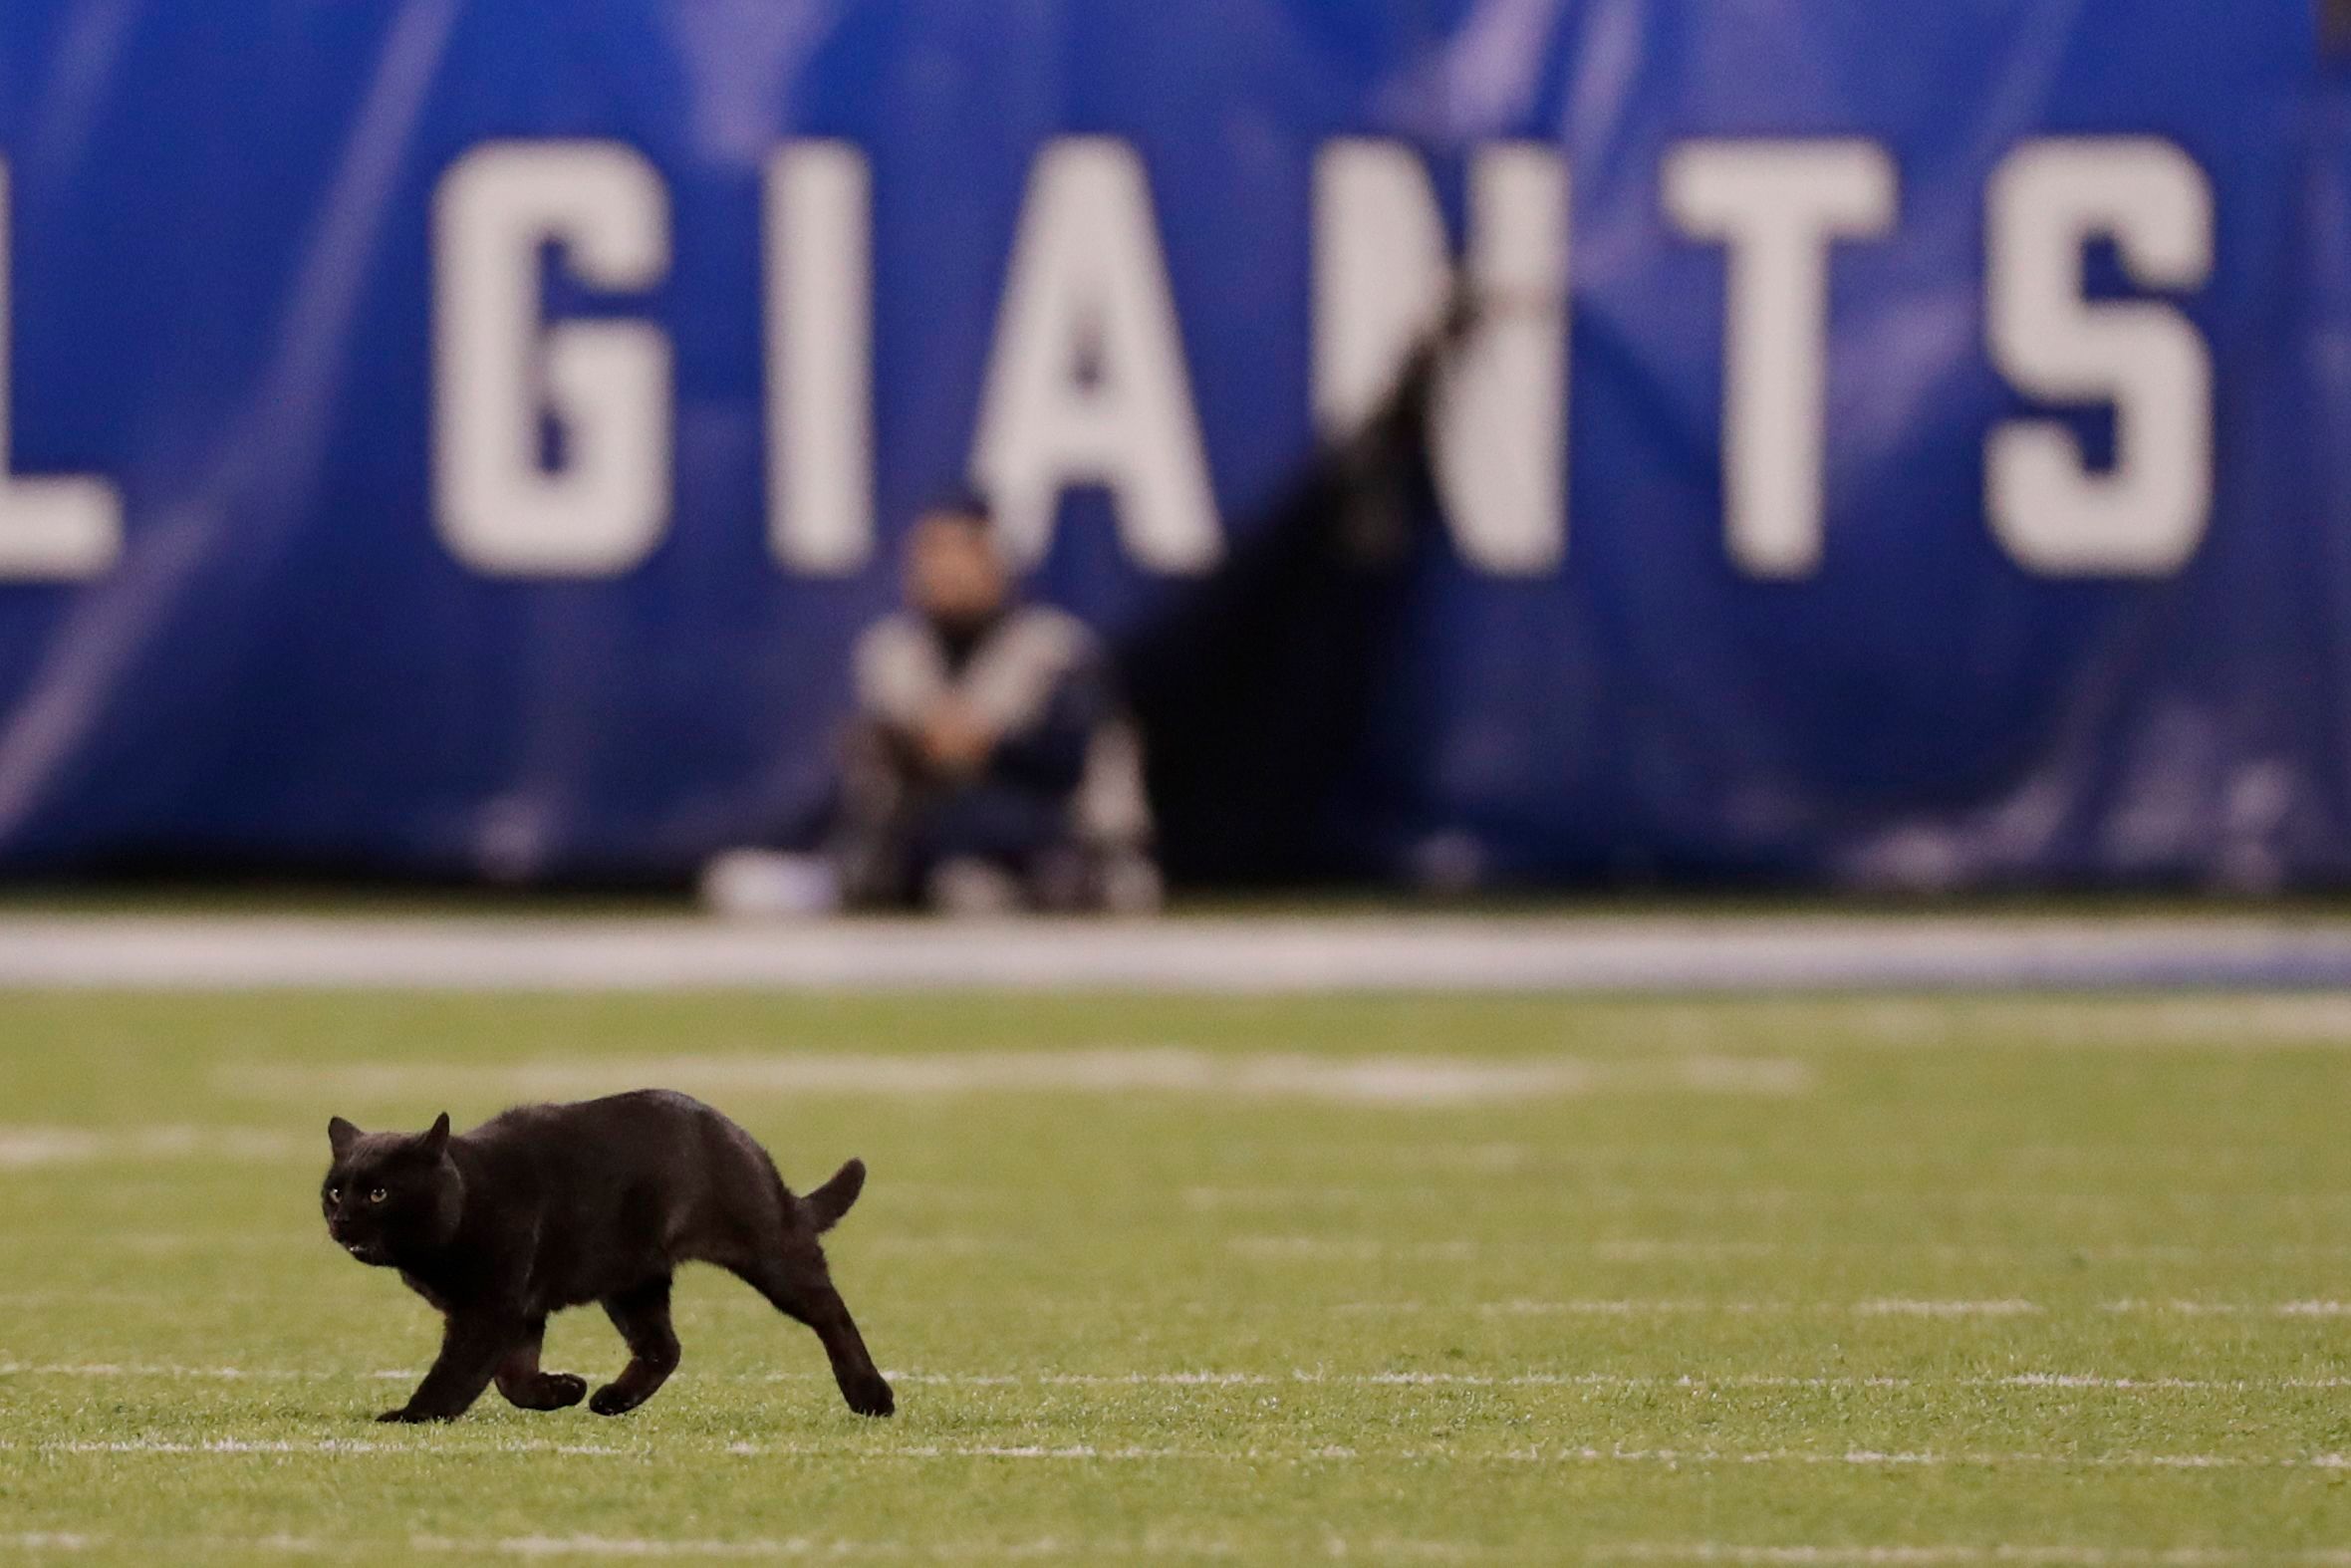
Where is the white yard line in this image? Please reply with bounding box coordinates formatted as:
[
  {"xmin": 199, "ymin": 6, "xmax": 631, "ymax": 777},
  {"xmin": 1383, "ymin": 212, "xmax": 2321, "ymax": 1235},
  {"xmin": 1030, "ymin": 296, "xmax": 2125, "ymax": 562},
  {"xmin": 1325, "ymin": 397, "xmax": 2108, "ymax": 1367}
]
[
  {"xmin": 11, "ymin": 1538, "xmax": 2348, "ymax": 1566},
  {"xmin": 1227, "ymin": 1236, "xmax": 2351, "ymax": 1262},
  {"xmin": 0, "ymin": 1362, "xmax": 339, "ymax": 1380},
  {"xmin": 28, "ymin": 1224, "xmax": 2351, "ymax": 1267},
  {"xmin": 1214, "ymin": 1187, "xmax": 2351, "ymax": 1217},
  {"xmin": 2103, "ymin": 1299, "xmax": 2351, "ymax": 1317},
  {"xmin": 1346, "ymin": 1296, "xmax": 2351, "ymax": 1320},
  {"xmin": 0, "ymin": 1537, "xmax": 100, "ymax": 1552},
  {"xmin": 0, "ymin": 1533, "xmax": 1458, "ymax": 1561},
  {"xmin": 408, "ymin": 1538, "xmax": 983, "ymax": 1561},
  {"xmin": 0, "ymin": 1531, "xmax": 1141, "ymax": 1560},
  {"xmin": 10, "ymin": 1363, "xmax": 2348, "ymax": 1395},
  {"xmin": 210, "ymin": 1049, "xmax": 1810, "ymax": 1106},
  {"xmin": 9, "ymin": 1437, "xmax": 2347, "ymax": 1470},
  {"xmin": 10, "ymin": 1289, "xmax": 2349, "ymax": 1319},
  {"xmin": 6, "ymin": 913, "xmax": 2351, "ymax": 992},
  {"xmin": 1600, "ymin": 1550, "xmax": 2351, "ymax": 1567},
  {"xmin": 9, "ymin": 1536, "xmax": 2345, "ymax": 1566},
  {"xmin": 1336, "ymin": 1299, "xmax": 2048, "ymax": 1317},
  {"xmin": 0, "ymin": 1127, "xmax": 300, "ymax": 1169}
]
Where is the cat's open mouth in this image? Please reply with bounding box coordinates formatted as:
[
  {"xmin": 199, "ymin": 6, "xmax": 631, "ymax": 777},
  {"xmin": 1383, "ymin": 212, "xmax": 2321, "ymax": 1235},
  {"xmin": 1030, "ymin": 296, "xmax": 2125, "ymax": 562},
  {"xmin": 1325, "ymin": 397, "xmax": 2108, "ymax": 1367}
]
[{"xmin": 342, "ymin": 1240, "xmax": 389, "ymax": 1264}]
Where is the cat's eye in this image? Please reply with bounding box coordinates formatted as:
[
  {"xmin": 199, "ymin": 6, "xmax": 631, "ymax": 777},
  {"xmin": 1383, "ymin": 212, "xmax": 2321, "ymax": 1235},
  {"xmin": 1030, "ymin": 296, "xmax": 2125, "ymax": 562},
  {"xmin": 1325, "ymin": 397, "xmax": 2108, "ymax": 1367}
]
[
  {"xmin": 368, "ymin": 1187, "xmax": 388, "ymax": 1203},
  {"xmin": 326, "ymin": 1187, "xmax": 340, "ymax": 1203}
]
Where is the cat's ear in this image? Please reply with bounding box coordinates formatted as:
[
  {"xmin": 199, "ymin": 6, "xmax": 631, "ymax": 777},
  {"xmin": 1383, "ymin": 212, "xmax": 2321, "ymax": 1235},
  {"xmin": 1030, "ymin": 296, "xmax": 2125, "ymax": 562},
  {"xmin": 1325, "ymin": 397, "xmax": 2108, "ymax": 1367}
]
[
  {"xmin": 419, "ymin": 1112, "xmax": 452, "ymax": 1158},
  {"xmin": 328, "ymin": 1116, "xmax": 362, "ymax": 1157}
]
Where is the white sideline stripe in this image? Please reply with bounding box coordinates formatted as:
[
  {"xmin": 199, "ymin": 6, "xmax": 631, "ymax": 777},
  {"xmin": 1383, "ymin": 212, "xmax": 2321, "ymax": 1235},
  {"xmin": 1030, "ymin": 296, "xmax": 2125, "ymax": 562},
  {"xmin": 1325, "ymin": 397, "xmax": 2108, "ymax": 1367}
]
[
  {"xmin": 416, "ymin": 1537, "xmax": 816, "ymax": 1560},
  {"xmin": 1337, "ymin": 1299, "xmax": 2046, "ymax": 1317},
  {"xmin": 9, "ymin": 1363, "xmax": 2348, "ymax": 1393},
  {"xmin": 12, "ymin": 1538, "xmax": 2348, "ymax": 1566},
  {"xmin": 0, "ymin": 1362, "xmax": 335, "ymax": 1381},
  {"xmin": 1346, "ymin": 1296, "xmax": 2351, "ymax": 1320},
  {"xmin": 2104, "ymin": 1299, "xmax": 2351, "ymax": 1317},
  {"xmin": 1825, "ymin": 993, "xmax": 2351, "ymax": 1046},
  {"xmin": 1213, "ymin": 1185, "xmax": 2351, "ymax": 1217},
  {"xmin": 11, "ymin": 912, "xmax": 2351, "ymax": 992},
  {"xmin": 213, "ymin": 1049, "xmax": 1810, "ymax": 1106},
  {"xmin": 37, "ymin": 1227, "xmax": 2351, "ymax": 1266},
  {"xmin": 1226, "ymin": 1234, "xmax": 2351, "ymax": 1263},
  {"xmin": 2, "ymin": 1537, "xmax": 99, "ymax": 1552},
  {"xmin": 11, "ymin": 1437, "xmax": 2349, "ymax": 1469},
  {"xmin": 5, "ymin": 1530, "xmax": 1255, "ymax": 1561},
  {"xmin": 12, "ymin": 1290, "xmax": 2351, "ymax": 1319},
  {"xmin": 410, "ymin": 1537, "xmax": 1164, "ymax": 1561},
  {"xmin": 1603, "ymin": 1549, "xmax": 2351, "ymax": 1567},
  {"xmin": 19, "ymin": 1229, "xmax": 1019, "ymax": 1256},
  {"xmin": 0, "ymin": 1126, "xmax": 299, "ymax": 1169},
  {"xmin": 1985, "ymin": 1372, "xmax": 2351, "ymax": 1391},
  {"xmin": 0, "ymin": 1534, "xmax": 1456, "ymax": 1561}
]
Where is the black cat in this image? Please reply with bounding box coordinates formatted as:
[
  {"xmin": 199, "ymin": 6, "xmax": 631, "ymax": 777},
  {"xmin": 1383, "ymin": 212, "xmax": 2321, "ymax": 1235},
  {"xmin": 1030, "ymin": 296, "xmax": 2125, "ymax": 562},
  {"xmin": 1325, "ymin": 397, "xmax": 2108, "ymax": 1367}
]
[{"xmin": 321, "ymin": 1090, "xmax": 893, "ymax": 1423}]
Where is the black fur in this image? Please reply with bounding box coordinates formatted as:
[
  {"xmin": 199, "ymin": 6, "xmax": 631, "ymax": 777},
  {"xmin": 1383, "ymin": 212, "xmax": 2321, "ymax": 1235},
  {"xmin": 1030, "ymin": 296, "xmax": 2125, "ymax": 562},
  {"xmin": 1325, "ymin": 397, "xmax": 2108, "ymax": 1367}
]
[{"xmin": 321, "ymin": 1091, "xmax": 893, "ymax": 1423}]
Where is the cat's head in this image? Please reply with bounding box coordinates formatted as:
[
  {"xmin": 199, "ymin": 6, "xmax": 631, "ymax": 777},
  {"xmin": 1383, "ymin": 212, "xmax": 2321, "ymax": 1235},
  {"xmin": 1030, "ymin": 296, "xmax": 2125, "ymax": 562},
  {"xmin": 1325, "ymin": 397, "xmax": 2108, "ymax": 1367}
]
[{"xmin": 321, "ymin": 1113, "xmax": 463, "ymax": 1266}]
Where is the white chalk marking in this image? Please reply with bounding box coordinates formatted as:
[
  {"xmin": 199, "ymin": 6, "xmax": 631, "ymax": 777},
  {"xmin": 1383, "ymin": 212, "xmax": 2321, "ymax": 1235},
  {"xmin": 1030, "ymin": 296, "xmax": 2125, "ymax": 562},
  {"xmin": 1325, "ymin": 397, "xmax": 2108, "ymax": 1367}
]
[
  {"xmin": 0, "ymin": 1536, "xmax": 98, "ymax": 1553},
  {"xmin": 77, "ymin": 1232, "xmax": 308, "ymax": 1254},
  {"xmin": 0, "ymin": 1362, "xmax": 328, "ymax": 1381},
  {"xmin": 1201, "ymin": 1185, "xmax": 2351, "ymax": 1220},
  {"xmin": 859, "ymin": 1235, "xmax": 1024, "ymax": 1257},
  {"xmin": 3, "ymin": 910, "xmax": 2348, "ymax": 993},
  {"xmin": 27, "ymin": 1437, "xmax": 395, "ymax": 1453},
  {"xmin": 7, "ymin": 1362, "xmax": 2347, "ymax": 1393},
  {"xmin": 1230, "ymin": 1237, "xmax": 1480, "ymax": 1261},
  {"xmin": 1229, "ymin": 1235, "xmax": 2349, "ymax": 1264},
  {"xmin": 1853, "ymin": 992, "xmax": 2351, "ymax": 1047},
  {"xmin": 2104, "ymin": 1298, "xmax": 2351, "ymax": 1317},
  {"xmin": 1603, "ymin": 1549, "xmax": 2351, "ymax": 1567},
  {"xmin": 1984, "ymin": 1372, "xmax": 2351, "ymax": 1391},
  {"xmin": 0, "ymin": 1126, "xmax": 300, "ymax": 1170},
  {"xmin": 14, "ymin": 1535, "xmax": 2344, "ymax": 1566},
  {"xmin": 1337, "ymin": 1298, "xmax": 2051, "ymax": 1318},
  {"xmin": 0, "ymin": 1533, "xmax": 1301, "ymax": 1561},
  {"xmin": 412, "ymin": 1537, "xmax": 868, "ymax": 1560},
  {"xmin": 213, "ymin": 1048, "xmax": 1809, "ymax": 1106},
  {"xmin": 10, "ymin": 1437, "xmax": 2347, "ymax": 1469}
]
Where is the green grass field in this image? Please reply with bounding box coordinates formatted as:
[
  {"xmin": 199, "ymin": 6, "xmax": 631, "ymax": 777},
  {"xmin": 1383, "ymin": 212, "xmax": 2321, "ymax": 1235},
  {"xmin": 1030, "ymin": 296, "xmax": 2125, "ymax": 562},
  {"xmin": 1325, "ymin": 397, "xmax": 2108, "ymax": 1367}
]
[{"xmin": 3, "ymin": 989, "xmax": 2349, "ymax": 1562}]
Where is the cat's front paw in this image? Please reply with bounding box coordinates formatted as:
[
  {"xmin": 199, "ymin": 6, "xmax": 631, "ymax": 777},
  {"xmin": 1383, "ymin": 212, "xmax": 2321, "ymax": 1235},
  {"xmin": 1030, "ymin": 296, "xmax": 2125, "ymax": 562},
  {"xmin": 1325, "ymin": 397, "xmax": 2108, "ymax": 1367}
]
[{"xmin": 843, "ymin": 1373, "xmax": 896, "ymax": 1419}]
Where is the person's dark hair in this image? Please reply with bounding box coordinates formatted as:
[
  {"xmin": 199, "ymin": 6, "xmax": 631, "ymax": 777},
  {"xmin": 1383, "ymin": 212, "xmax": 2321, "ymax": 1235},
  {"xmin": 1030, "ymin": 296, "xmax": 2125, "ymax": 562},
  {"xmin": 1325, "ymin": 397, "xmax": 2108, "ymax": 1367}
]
[{"xmin": 924, "ymin": 486, "xmax": 994, "ymax": 530}]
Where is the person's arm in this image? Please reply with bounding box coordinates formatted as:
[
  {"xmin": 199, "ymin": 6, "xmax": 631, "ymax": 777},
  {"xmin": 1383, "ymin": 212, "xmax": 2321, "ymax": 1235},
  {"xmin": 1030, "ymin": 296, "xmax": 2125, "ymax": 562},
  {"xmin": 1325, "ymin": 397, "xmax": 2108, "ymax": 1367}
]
[
  {"xmin": 854, "ymin": 617, "xmax": 981, "ymax": 778},
  {"xmin": 989, "ymin": 655, "xmax": 1113, "ymax": 795},
  {"xmin": 912, "ymin": 701, "xmax": 995, "ymax": 780},
  {"xmin": 953, "ymin": 611, "xmax": 1105, "ymax": 790}
]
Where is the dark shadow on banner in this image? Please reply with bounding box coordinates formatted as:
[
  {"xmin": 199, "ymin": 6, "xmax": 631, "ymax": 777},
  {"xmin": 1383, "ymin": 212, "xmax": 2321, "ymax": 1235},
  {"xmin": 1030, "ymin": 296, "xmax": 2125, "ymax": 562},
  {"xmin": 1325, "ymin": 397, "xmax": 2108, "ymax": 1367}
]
[{"xmin": 1115, "ymin": 295, "xmax": 1480, "ymax": 887}]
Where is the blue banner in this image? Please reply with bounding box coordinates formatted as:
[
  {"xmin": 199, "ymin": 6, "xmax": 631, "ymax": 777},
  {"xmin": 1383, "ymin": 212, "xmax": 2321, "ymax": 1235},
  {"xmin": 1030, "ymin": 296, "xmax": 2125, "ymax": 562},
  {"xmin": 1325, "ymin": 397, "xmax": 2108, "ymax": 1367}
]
[{"xmin": 0, "ymin": 0, "xmax": 2335, "ymax": 888}]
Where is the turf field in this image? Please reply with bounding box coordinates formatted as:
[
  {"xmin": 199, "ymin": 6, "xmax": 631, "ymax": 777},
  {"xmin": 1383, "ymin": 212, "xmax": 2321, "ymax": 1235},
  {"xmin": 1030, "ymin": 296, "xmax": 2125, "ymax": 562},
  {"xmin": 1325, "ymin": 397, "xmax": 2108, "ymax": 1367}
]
[{"xmin": 2, "ymin": 988, "xmax": 2349, "ymax": 1562}]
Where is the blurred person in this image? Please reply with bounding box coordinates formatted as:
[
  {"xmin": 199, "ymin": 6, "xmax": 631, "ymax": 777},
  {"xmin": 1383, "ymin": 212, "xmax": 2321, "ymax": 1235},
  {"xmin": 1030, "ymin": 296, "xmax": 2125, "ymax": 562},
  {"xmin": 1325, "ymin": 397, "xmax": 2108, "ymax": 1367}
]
[
  {"xmin": 830, "ymin": 494, "xmax": 1159, "ymax": 915},
  {"xmin": 706, "ymin": 295, "xmax": 1471, "ymax": 921}
]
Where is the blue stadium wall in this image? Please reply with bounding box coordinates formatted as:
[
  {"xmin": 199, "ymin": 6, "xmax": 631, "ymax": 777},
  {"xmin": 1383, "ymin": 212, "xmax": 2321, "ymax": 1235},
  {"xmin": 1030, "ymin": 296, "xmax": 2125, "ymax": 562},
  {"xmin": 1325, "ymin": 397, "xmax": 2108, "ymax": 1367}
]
[{"xmin": 0, "ymin": 0, "xmax": 2341, "ymax": 889}]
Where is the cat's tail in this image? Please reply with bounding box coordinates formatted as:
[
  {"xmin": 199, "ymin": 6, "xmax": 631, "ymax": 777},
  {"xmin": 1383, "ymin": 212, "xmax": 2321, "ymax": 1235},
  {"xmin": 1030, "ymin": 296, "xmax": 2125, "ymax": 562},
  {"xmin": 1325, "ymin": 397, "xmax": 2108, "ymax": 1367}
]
[{"xmin": 802, "ymin": 1159, "xmax": 867, "ymax": 1233}]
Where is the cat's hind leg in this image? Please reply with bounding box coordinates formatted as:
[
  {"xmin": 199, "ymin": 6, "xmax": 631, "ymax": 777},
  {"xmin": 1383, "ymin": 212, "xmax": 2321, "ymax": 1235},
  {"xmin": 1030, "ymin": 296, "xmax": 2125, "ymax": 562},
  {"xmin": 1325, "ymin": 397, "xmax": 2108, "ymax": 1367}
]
[
  {"xmin": 493, "ymin": 1315, "xmax": 589, "ymax": 1412},
  {"xmin": 727, "ymin": 1245, "xmax": 895, "ymax": 1418},
  {"xmin": 590, "ymin": 1275, "xmax": 680, "ymax": 1416}
]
